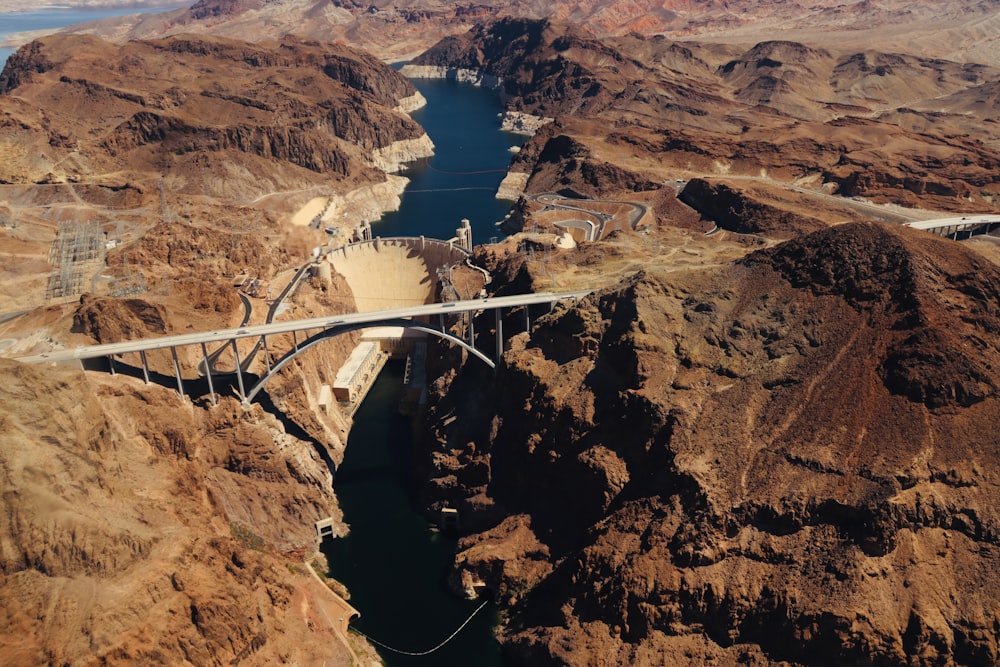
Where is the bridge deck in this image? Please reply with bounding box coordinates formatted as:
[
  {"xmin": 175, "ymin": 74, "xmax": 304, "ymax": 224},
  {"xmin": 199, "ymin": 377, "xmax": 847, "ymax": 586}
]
[
  {"xmin": 904, "ymin": 215, "xmax": 1000, "ymax": 233},
  {"xmin": 15, "ymin": 291, "xmax": 591, "ymax": 365}
]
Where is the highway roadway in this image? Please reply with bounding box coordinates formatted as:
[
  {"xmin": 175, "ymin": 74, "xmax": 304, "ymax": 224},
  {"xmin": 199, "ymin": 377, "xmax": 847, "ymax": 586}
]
[
  {"xmin": 527, "ymin": 193, "xmax": 649, "ymax": 240},
  {"xmin": 16, "ymin": 291, "xmax": 592, "ymax": 365}
]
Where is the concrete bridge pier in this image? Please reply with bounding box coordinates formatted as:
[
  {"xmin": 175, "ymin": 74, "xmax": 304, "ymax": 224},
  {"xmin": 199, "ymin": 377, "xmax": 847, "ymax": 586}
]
[
  {"xmin": 230, "ymin": 339, "xmax": 247, "ymax": 404},
  {"xmin": 261, "ymin": 336, "xmax": 273, "ymax": 372},
  {"xmin": 201, "ymin": 342, "xmax": 217, "ymax": 406},
  {"xmin": 139, "ymin": 350, "xmax": 151, "ymax": 384},
  {"xmin": 171, "ymin": 347, "xmax": 186, "ymax": 402},
  {"xmin": 495, "ymin": 308, "xmax": 503, "ymax": 362}
]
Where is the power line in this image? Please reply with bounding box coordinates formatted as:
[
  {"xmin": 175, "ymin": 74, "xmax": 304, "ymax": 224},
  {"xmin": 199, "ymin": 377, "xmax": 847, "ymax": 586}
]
[
  {"xmin": 405, "ymin": 187, "xmax": 497, "ymax": 193},
  {"xmin": 422, "ymin": 158, "xmax": 508, "ymax": 176},
  {"xmin": 349, "ymin": 598, "xmax": 490, "ymax": 657}
]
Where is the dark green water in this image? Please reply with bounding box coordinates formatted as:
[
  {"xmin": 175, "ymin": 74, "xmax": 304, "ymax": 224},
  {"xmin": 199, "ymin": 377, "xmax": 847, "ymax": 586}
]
[
  {"xmin": 323, "ymin": 78, "xmax": 521, "ymax": 666},
  {"xmin": 323, "ymin": 363, "xmax": 503, "ymax": 666}
]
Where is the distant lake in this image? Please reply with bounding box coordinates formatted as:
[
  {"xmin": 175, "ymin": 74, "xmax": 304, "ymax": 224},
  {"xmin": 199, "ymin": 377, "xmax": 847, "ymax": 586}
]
[{"xmin": 0, "ymin": 5, "xmax": 185, "ymax": 66}]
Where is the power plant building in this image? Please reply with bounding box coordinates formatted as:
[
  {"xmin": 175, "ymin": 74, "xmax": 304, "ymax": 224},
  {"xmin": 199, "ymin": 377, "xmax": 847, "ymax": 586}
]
[{"xmin": 333, "ymin": 341, "xmax": 384, "ymax": 403}]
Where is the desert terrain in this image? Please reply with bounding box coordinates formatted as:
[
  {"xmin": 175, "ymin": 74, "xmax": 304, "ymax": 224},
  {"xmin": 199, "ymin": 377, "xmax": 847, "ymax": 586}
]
[
  {"xmin": 1, "ymin": 1, "xmax": 1000, "ymax": 666},
  {"xmin": 4, "ymin": 0, "xmax": 1000, "ymax": 66}
]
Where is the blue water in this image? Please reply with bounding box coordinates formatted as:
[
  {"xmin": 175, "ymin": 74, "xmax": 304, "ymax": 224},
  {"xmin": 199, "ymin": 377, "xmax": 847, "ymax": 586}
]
[
  {"xmin": 376, "ymin": 77, "xmax": 522, "ymax": 244},
  {"xmin": 0, "ymin": 5, "xmax": 186, "ymax": 66}
]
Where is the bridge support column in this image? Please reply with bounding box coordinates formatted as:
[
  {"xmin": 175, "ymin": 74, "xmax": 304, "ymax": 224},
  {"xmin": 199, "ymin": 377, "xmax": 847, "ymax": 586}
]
[
  {"xmin": 468, "ymin": 311, "xmax": 476, "ymax": 348},
  {"xmin": 439, "ymin": 313, "xmax": 445, "ymax": 332},
  {"xmin": 495, "ymin": 307, "xmax": 503, "ymax": 363},
  {"xmin": 107, "ymin": 355, "xmax": 116, "ymax": 376},
  {"xmin": 231, "ymin": 340, "xmax": 247, "ymax": 405},
  {"xmin": 170, "ymin": 346, "xmax": 186, "ymax": 402},
  {"xmin": 292, "ymin": 330, "xmax": 299, "ymax": 352},
  {"xmin": 261, "ymin": 335, "xmax": 272, "ymax": 372},
  {"xmin": 524, "ymin": 305, "xmax": 530, "ymax": 333},
  {"xmin": 201, "ymin": 342, "xmax": 217, "ymax": 407},
  {"xmin": 139, "ymin": 350, "xmax": 150, "ymax": 385}
]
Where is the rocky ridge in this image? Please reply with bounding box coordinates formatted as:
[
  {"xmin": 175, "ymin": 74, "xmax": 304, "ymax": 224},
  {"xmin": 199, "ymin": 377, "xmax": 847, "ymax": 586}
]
[
  {"xmin": 37, "ymin": 0, "xmax": 1000, "ymax": 67},
  {"xmin": 424, "ymin": 221, "xmax": 1000, "ymax": 665},
  {"xmin": 0, "ymin": 33, "xmax": 428, "ymax": 193}
]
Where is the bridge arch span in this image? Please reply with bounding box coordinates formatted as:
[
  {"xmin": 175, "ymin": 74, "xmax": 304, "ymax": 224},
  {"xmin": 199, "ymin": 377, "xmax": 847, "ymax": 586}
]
[{"xmin": 243, "ymin": 319, "xmax": 494, "ymax": 405}]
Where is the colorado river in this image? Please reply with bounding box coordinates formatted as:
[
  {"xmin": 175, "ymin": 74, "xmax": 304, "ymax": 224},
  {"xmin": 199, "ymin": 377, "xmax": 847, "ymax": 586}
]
[{"xmin": 323, "ymin": 77, "xmax": 521, "ymax": 665}]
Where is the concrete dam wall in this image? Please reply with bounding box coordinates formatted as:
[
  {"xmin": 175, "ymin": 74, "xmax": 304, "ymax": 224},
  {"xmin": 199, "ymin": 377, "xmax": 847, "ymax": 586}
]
[{"xmin": 327, "ymin": 237, "xmax": 470, "ymax": 312}]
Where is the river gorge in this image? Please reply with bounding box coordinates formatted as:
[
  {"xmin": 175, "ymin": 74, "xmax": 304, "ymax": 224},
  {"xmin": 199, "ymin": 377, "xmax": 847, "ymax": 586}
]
[{"xmin": 322, "ymin": 75, "xmax": 521, "ymax": 665}]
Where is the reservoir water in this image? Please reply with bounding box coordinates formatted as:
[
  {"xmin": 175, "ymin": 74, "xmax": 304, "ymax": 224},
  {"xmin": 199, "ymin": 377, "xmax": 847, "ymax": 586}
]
[
  {"xmin": 0, "ymin": 6, "xmax": 186, "ymax": 66},
  {"xmin": 323, "ymin": 77, "xmax": 518, "ymax": 666},
  {"xmin": 377, "ymin": 76, "xmax": 522, "ymax": 244}
]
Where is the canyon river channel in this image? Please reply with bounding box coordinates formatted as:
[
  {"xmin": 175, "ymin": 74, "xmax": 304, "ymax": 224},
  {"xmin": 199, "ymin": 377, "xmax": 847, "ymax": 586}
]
[{"xmin": 322, "ymin": 77, "xmax": 524, "ymax": 665}]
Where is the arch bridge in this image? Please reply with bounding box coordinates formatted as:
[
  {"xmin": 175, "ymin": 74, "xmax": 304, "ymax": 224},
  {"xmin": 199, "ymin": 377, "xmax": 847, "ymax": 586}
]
[{"xmin": 16, "ymin": 291, "xmax": 590, "ymax": 406}]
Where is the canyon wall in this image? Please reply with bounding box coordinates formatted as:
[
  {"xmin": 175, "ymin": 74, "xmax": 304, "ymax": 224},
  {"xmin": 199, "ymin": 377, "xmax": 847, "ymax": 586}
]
[
  {"xmin": 0, "ymin": 359, "xmax": 357, "ymax": 666},
  {"xmin": 422, "ymin": 221, "xmax": 1000, "ymax": 665}
]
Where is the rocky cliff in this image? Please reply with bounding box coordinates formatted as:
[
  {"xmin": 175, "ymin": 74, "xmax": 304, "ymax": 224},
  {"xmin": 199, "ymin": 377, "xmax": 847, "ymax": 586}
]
[
  {"xmin": 0, "ymin": 359, "xmax": 358, "ymax": 666},
  {"xmin": 0, "ymin": 33, "xmax": 427, "ymax": 195},
  {"xmin": 679, "ymin": 178, "xmax": 827, "ymax": 238},
  {"xmin": 423, "ymin": 221, "xmax": 1000, "ymax": 665}
]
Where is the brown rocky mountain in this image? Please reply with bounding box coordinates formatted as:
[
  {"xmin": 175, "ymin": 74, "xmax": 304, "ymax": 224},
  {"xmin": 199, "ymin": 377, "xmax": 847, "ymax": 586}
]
[
  {"xmin": 423, "ymin": 220, "xmax": 1000, "ymax": 665},
  {"xmin": 0, "ymin": 32, "xmax": 423, "ymax": 193},
  {"xmin": 0, "ymin": 32, "xmax": 430, "ymax": 311},
  {"xmin": 0, "ymin": 356, "xmax": 371, "ymax": 665}
]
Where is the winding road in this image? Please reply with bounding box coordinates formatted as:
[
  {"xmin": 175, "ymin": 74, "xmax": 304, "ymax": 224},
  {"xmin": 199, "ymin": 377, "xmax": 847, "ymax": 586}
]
[{"xmin": 525, "ymin": 193, "xmax": 649, "ymax": 241}]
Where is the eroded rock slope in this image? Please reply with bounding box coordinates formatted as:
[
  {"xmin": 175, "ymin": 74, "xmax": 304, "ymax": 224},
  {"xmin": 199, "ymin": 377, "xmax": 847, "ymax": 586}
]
[
  {"xmin": 0, "ymin": 33, "xmax": 426, "ymax": 194},
  {"xmin": 0, "ymin": 359, "xmax": 353, "ymax": 665},
  {"xmin": 425, "ymin": 221, "xmax": 1000, "ymax": 665}
]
